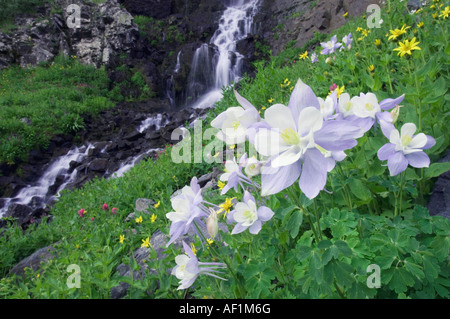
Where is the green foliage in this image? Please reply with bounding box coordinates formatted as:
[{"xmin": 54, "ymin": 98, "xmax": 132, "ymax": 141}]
[{"xmin": 0, "ymin": 55, "xmax": 115, "ymax": 164}]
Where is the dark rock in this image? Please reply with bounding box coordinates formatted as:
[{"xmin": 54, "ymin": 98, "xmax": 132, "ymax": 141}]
[
  {"xmin": 427, "ymin": 150, "xmax": 450, "ymax": 219},
  {"xmin": 9, "ymin": 244, "xmax": 58, "ymax": 278},
  {"xmin": 4, "ymin": 204, "xmax": 33, "ymax": 227},
  {"xmin": 118, "ymin": 0, "xmax": 173, "ymax": 19},
  {"xmin": 124, "ymin": 130, "xmax": 144, "ymax": 141},
  {"xmin": 89, "ymin": 158, "xmax": 108, "ymax": 172}
]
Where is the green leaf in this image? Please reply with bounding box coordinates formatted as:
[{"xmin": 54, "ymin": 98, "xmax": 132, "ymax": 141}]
[
  {"xmin": 334, "ymin": 240, "xmax": 353, "ymax": 257},
  {"xmin": 404, "ymin": 258, "xmax": 425, "ymax": 280},
  {"xmin": 424, "ymin": 162, "xmax": 450, "ymax": 179},
  {"xmin": 329, "ymin": 260, "xmax": 354, "ymax": 287},
  {"xmin": 348, "ymin": 178, "xmax": 372, "ymax": 202},
  {"xmin": 386, "ymin": 268, "xmax": 416, "ymax": 294},
  {"xmin": 318, "ymin": 240, "xmax": 333, "ymax": 249},
  {"xmin": 430, "ymin": 236, "xmax": 450, "ymax": 260}
]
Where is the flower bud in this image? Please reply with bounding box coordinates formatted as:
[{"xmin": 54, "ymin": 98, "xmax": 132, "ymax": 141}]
[
  {"xmin": 206, "ymin": 208, "xmax": 219, "ymax": 239},
  {"xmin": 102, "ymin": 203, "xmax": 109, "ymax": 211},
  {"xmin": 390, "ymin": 104, "xmax": 402, "ymax": 124},
  {"xmin": 245, "ymin": 157, "xmax": 262, "ymax": 177}
]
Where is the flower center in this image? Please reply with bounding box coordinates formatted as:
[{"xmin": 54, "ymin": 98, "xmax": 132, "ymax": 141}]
[
  {"xmin": 243, "ymin": 209, "xmax": 257, "ymax": 224},
  {"xmin": 232, "ymin": 121, "xmax": 240, "ymax": 130},
  {"xmin": 345, "ymin": 101, "xmax": 352, "ymax": 111},
  {"xmin": 365, "ymin": 103, "xmax": 374, "ymax": 111},
  {"xmin": 401, "ymin": 135, "xmax": 412, "ymax": 147},
  {"xmin": 280, "ymin": 128, "xmax": 300, "ymax": 145}
]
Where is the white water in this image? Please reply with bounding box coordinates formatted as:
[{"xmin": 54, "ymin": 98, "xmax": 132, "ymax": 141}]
[
  {"xmin": 138, "ymin": 113, "xmax": 170, "ymax": 133},
  {"xmin": 0, "ymin": 144, "xmax": 95, "ymax": 217},
  {"xmin": 189, "ymin": 0, "xmax": 260, "ymax": 109}
]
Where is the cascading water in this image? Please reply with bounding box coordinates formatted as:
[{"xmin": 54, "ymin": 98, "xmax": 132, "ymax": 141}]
[
  {"xmin": 0, "ymin": 144, "xmax": 95, "ymax": 217},
  {"xmin": 186, "ymin": 0, "xmax": 261, "ymax": 109},
  {"xmin": 166, "ymin": 50, "xmax": 182, "ymax": 108}
]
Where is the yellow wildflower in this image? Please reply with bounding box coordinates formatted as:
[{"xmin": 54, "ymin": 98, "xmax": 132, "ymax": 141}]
[
  {"xmin": 119, "ymin": 235, "xmax": 125, "ymax": 244},
  {"xmin": 217, "ymin": 180, "xmax": 225, "ymax": 190},
  {"xmin": 154, "ymin": 201, "xmax": 160, "ymax": 208},
  {"xmin": 268, "ymin": 97, "xmax": 274, "ymax": 103},
  {"xmin": 150, "ymin": 213, "xmax": 157, "ymax": 223},
  {"xmin": 388, "ymin": 24, "xmax": 410, "ymax": 41},
  {"xmin": 141, "ymin": 237, "xmax": 151, "ymax": 248},
  {"xmin": 299, "ymin": 51, "xmax": 308, "ymax": 60},
  {"xmin": 417, "ymin": 22, "xmax": 424, "ymax": 28},
  {"xmin": 439, "ymin": 6, "xmax": 449, "ymax": 19},
  {"xmin": 374, "ymin": 39, "xmax": 381, "ymax": 46},
  {"xmin": 394, "ymin": 37, "xmax": 421, "ymax": 57},
  {"xmin": 217, "ymin": 197, "xmax": 235, "ymax": 217},
  {"xmin": 343, "ymin": 12, "xmax": 348, "ymax": 17},
  {"xmin": 135, "ymin": 216, "xmax": 143, "ymax": 224},
  {"xmin": 206, "ymin": 238, "xmax": 214, "ymax": 245},
  {"xmin": 368, "ymin": 65, "xmax": 375, "ymax": 72}
]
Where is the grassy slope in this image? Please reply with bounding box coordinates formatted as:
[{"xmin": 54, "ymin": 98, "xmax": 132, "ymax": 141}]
[{"xmin": 0, "ymin": 0, "xmax": 449, "ymax": 298}]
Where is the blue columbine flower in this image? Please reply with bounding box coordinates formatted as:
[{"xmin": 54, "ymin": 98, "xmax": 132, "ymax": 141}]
[{"xmin": 377, "ymin": 123, "xmax": 435, "ymax": 176}]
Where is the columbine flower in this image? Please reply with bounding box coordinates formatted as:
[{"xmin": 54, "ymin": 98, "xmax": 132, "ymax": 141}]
[
  {"xmin": 320, "ymin": 35, "xmax": 342, "ymax": 55},
  {"xmin": 342, "ymin": 33, "xmax": 352, "ymax": 50},
  {"xmin": 172, "ymin": 241, "xmax": 226, "ymax": 290},
  {"xmin": 299, "ymin": 51, "xmax": 308, "ymax": 60},
  {"xmin": 393, "ymin": 37, "xmax": 421, "ymax": 57},
  {"xmin": 244, "ymin": 156, "xmax": 263, "ymax": 177},
  {"xmin": 166, "ymin": 177, "xmax": 208, "ymax": 246},
  {"xmin": 102, "ymin": 203, "xmax": 108, "ymax": 211},
  {"xmin": 350, "ymin": 92, "xmax": 405, "ymax": 137},
  {"xmin": 141, "ymin": 237, "xmax": 151, "ymax": 248},
  {"xmin": 219, "ymin": 157, "xmax": 255, "ymax": 195},
  {"xmin": 377, "ymin": 123, "xmax": 435, "ymax": 176},
  {"xmin": 211, "ymin": 90, "xmax": 260, "ymax": 145},
  {"xmin": 229, "ymin": 191, "xmax": 274, "ymax": 235},
  {"xmin": 311, "ymin": 52, "xmax": 318, "ymax": 63},
  {"xmin": 253, "ymin": 79, "xmax": 361, "ymax": 198}
]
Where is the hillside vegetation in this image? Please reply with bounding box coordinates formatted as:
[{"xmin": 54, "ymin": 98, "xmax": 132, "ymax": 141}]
[{"xmin": 0, "ymin": 0, "xmax": 449, "ymax": 299}]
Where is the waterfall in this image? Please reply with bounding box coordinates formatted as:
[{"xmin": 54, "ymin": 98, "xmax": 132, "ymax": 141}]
[
  {"xmin": 187, "ymin": 0, "xmax": 261, "ymax": 109},
  {"xmin": 166, "ymin": 50, "xmax": 182, "ymax": 108},
  {"xmin": 0, "ymin": 144, "xmax": 95, "ymax": 216}
]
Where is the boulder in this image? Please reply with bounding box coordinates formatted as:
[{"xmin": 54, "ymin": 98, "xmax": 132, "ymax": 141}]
[{"xmin": 9, "ymin": 244, "xmax": 58, "ymax": 278}]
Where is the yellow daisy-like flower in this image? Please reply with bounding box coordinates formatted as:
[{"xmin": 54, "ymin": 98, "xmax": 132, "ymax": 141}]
[
  {"xmin": 135, "ymin": 216, "xmax": 143, "ymax": 224},
  {"xmin": 119, "ymin": 235, "xmax": 125, "ymax": 244},
  {"xmin": 329, "ymin": 85, "xmax": 345, "ymax": 98},
  {"xmin": 374, "ymin": 39, "xmax": 381, "ymax": 46},
  {"xmin": 217, "ymin": 180, "xmax": 225, "ymax": 190},
  {"xmin": 368, "ymin": 65, "xmax": 375, "ymax": 72},
  {"xmin": 150, "ymin": 213, "xmax": 157, "ymax": 223},
  {"xmin": 206, "ymin": 238, "xmax": 214, "ymax": 245},
  {"xmin": 361, "ymin": 29, "xmax": 370, "ymax": 37},
  {"xmin": 356, "ymin": 27, "xmax": 363, "ymax": 32},
  {"xmin": 217, "ymin": 197, "xmax": 235, "ymax": 217},
  {"xmin": 432, "ymin": 12, "xmax": 438, "ymax": 18},
  {"xmin": 154, "ymin": 201, "xmax": 160, "ymax": 208},
  {"xmin": 299, "ymin": 51, "xmax": 308, "ymax": 60},
  {"xmin": 141, "ymin": 237, "xmax": 151, "ymax": 248},
  {"xmin": 388, "ymin": 24, "xmax": 410, "ymax": 41},
  {"xmin": 268, "ymin": 97, "xmax": 274, "ymax": 103},
  {"xmin": 439, "ymin": 6, "xmax": 449, "ymax": 19},
  {"xmin": 343, "ymin": 12, "xmax": 348, "ymax": 17},
  {"xmin": 393, "ymin": 37, "xmax": 421, "ymax": 57},
  {"xmin": 417, "ymin": 22, "xmax": 424, "ymax": 28}
]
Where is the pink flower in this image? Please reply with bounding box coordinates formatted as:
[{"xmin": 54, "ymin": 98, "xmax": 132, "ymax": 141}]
[
  {"xmin": 91, "ymin": 217, "xmax": 94, "ymax": 221},
  {"xmin": 102, "ymin": 203, "xmax": 109, "ymax": 211},
  {"xmin": 112, "ymin": 207, "xmax": 118, "ymax": 215},
  {"xmin": 78, "ymin": 209, "xmax": 85, "ymax": 217},
  {"xmin": 330, "ymin": 83, "xmax": 337, "ymax": 91}
]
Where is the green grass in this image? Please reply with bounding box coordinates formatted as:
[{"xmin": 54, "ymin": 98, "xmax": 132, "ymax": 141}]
[
  {"xmin": 0, "ymin": 55, "xmax": 116, "ymax": 164},
  {"xmin": 0, "ymin": 0, "xmax": 449, "ymax": 299}
]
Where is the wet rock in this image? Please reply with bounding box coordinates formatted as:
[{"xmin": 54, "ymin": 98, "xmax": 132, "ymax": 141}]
[
  {"xmin": 4, "ymin": 204, "xmax": 33, "ymax": 227},
  {"xmin": 89, "ymin": 158, "xmax": 109, "ymax": 172},
  {"xmin": 427, "ymin": 150, "xmax": 450, "ymax": 219}
]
